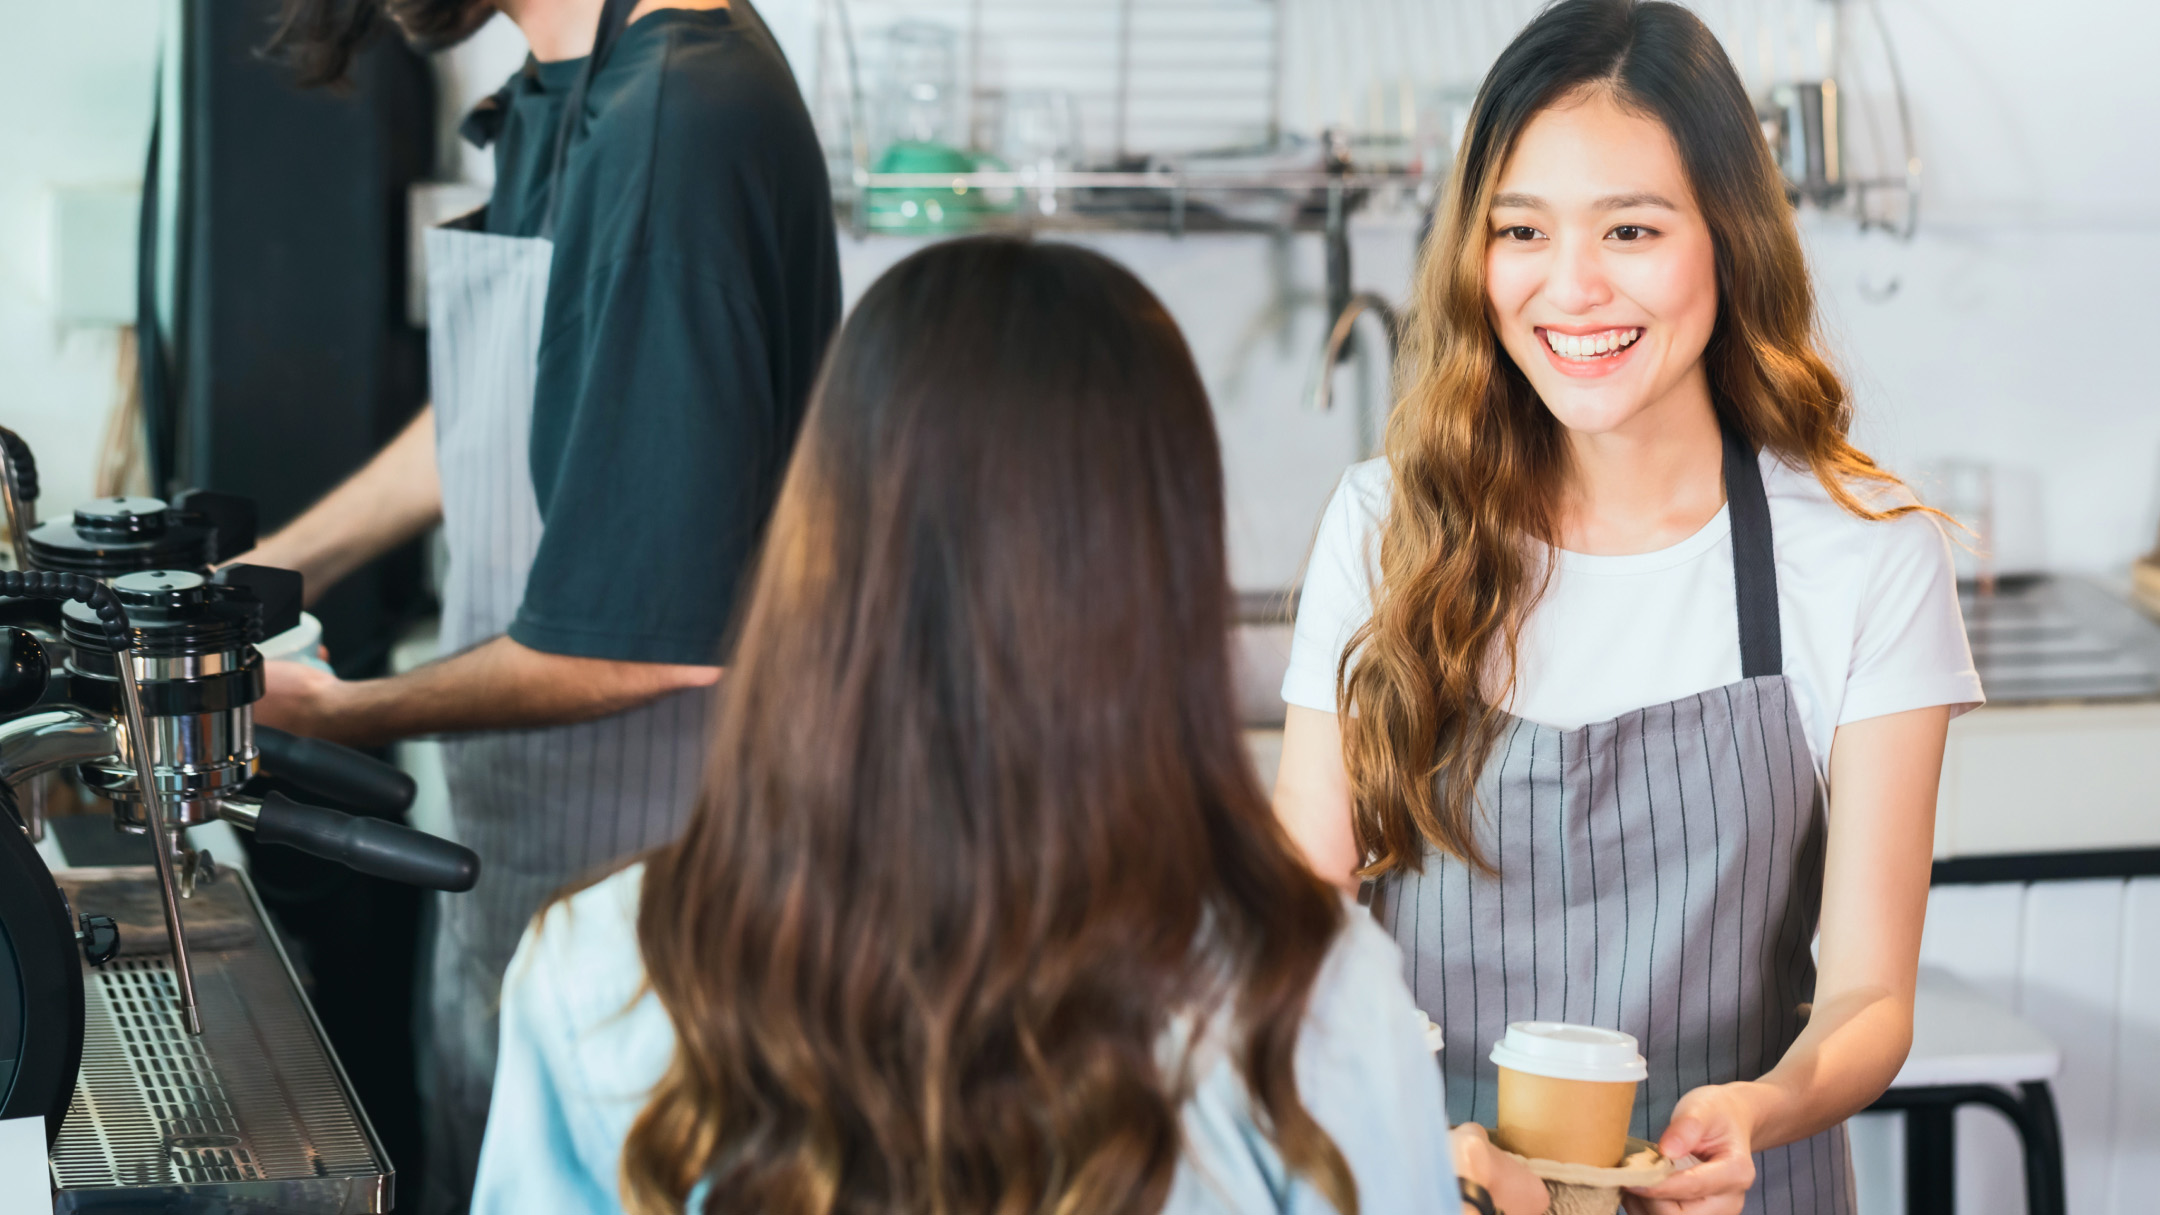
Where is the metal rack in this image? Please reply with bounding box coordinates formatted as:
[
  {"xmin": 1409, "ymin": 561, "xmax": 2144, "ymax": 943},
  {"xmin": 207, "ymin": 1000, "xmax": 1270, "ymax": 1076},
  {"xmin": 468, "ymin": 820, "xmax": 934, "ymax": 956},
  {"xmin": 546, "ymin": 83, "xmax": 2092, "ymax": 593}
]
[
  {"xmin": 801, "ymin": 0, "xmax": 1428, "ymax": 439},
  {"xmin": 803, "ymin": 0, "xmax": 1920, "ymax": 239}
]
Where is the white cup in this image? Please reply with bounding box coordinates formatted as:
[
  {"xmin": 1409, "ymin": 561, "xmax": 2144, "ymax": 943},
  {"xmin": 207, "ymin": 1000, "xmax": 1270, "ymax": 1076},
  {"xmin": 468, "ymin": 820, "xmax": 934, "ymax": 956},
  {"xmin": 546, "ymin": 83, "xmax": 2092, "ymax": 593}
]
[{"xmin": 1489, "ymin": 1021, "xmax": 1647, "ymax": 1166}]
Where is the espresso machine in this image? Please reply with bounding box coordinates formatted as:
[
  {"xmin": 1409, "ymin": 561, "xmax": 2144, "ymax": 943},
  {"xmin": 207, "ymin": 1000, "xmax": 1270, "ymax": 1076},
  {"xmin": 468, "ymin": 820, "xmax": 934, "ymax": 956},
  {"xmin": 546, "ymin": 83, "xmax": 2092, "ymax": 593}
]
[{"xmin": 0, "ymin": 429, "xmax": 478, "ymax": 1212}]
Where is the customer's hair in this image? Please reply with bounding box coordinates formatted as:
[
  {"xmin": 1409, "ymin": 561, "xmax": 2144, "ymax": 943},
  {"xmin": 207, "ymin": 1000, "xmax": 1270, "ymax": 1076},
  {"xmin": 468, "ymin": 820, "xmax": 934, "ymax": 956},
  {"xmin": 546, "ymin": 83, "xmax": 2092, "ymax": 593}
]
[
  {"xmin": 1345, "ymin": 0, "xmax": 1927, "ymax": 876},
  {"xmin": 266, "ymin": 0, "xmax": 494, "ymax": 88},
  {"xmin": 624, "ymin": 238, "xmax": 1355, "ymax": 1215}
]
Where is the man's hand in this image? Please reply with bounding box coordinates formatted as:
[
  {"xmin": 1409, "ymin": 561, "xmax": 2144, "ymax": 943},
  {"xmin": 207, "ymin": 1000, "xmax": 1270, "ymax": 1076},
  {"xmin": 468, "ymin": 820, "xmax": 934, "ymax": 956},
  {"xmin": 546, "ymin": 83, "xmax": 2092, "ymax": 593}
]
[
  {"xmin": 1623, "ymin": 1083, "xmax": 1764, "ymax": 1215},
  {"xmin": 253, "ymin": 635, "xmax": 720, "ymax": 747},
  {"xmin": 255, "ymin": 660, "xmax": 358, "ymax": 743},
  {"xmin": 1452, "ymin": 1123, "xmax": 1550, "ymax": 1215}
]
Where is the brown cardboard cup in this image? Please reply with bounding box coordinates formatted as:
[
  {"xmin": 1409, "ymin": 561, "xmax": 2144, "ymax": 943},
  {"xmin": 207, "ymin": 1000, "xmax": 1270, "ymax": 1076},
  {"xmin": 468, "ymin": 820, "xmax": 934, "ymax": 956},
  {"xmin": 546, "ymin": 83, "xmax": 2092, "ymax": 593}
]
[{"xmin": 1488, "ymin": 1022, "xmax": 1648, "ymax": 1168}]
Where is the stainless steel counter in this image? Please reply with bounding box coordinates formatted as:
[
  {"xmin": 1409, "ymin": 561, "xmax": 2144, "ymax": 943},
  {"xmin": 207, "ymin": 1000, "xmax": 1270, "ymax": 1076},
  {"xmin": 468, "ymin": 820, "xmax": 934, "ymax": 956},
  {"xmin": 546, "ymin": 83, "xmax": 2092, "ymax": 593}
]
[{"xmin": 1963, "ymin": 576, "xmax": 2160, "ymax": 703}]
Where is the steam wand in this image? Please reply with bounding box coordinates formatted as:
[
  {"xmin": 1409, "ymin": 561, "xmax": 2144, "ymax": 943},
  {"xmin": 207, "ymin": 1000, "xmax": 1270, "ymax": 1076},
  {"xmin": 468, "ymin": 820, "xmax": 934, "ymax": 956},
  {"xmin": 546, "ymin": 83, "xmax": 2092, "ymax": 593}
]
[{"xmin": 112, "ymin": 639, "xmax": 200, "ymax": 1034}]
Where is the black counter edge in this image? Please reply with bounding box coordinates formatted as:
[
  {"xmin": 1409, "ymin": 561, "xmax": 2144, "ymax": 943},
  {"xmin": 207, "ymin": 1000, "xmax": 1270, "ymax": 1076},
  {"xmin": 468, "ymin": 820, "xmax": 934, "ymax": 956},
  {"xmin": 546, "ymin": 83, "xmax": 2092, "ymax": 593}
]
[{"xmin": 1932, "ymin": 848, "xmax": 2160, "ymax": 885}]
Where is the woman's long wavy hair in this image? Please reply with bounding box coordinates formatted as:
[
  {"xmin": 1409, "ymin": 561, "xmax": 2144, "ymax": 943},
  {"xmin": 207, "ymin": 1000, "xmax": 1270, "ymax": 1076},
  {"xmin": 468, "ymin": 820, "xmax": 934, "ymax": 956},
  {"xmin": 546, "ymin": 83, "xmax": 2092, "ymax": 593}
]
[
  {"xmin": 626, "ymin": 238, "xmax": 1355, "ymax": 1215},
  {"xmin": 1345, "ymin": 0, "xmax": 1929, "ymax": 877}
]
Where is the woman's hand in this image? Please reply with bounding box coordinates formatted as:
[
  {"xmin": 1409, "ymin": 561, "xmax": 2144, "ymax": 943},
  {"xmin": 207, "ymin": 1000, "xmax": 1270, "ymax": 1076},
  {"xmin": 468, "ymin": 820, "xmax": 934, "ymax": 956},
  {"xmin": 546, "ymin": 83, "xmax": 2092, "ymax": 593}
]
[
  {"xmin": 1624, "ymin": 1083, "xmax": 1761, "ymax": 1214},
  {"xmin": 1451, "ymin": 1123, "xmax": 1549, "ymax": 1215}
]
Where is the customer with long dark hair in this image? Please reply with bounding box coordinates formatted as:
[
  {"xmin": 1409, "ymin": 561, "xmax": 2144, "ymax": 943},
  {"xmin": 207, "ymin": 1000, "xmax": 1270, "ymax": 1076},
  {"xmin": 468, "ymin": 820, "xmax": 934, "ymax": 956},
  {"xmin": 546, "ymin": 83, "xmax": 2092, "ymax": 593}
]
[
  {"xmin": 1274, "ymin": 2, "xmax": 1979, "ymax": 1212},
  {"xmin": 469, "ymin": 238, "xmax": 1547, "ymax": 1215}
]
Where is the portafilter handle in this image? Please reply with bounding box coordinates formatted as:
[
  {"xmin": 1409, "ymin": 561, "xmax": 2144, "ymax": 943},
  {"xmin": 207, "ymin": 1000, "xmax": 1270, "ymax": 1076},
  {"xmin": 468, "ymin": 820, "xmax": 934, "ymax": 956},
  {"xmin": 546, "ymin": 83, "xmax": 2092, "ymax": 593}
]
[
  {"xmin": 217, "ymin": 790, "xmax": 479, "ymax": 892},
  {"xmin": 255, "ymin": 726, "xmax": 417, "ymax": 818}
]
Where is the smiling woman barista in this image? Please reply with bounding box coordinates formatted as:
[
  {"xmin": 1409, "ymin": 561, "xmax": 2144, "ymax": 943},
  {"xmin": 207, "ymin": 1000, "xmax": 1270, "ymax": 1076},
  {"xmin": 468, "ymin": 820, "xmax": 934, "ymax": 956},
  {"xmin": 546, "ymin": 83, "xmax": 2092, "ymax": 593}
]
[
  {"xmin": 1271, "ymin": 3, "xmax": 1981, "ymax": 1214},
  {"xmin": 251, "ymin": 0, "xmax": 839, "ymax": 1210}
]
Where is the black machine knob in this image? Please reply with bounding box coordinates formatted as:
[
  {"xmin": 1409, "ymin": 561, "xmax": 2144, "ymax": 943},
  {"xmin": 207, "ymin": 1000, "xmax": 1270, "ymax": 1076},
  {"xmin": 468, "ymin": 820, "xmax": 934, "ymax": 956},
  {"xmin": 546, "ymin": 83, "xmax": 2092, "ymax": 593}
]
[
  {"xmin": 76, "ymin": 913, "xmax": 119, "ymax": 967},
  {"xmin": 0, "ymin": 626, "xmax": 49, "ymax": 715},
  {"xmin": 72, "ymin": 497, "xmax": 171, "ymax": 540},
  {"xmin": 111, "ymin": 567, "xmax": 210, "ymax": 613},
  {"xmin": 24, "ymin": 491, "xmax": 259, "ymax": 577},
  {"xmin": 27, "ymin": 497, "xmax": 210, "ymax": 576}
]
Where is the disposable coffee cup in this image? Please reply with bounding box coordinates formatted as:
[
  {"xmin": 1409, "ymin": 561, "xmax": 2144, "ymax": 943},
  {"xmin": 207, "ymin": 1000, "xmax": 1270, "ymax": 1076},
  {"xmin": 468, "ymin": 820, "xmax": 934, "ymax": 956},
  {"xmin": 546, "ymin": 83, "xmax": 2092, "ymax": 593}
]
[
  {"xmin": 1489, "ymin": 1022, "xmax": 1647, "ymax": 1167},
  {"xmin": 257, "ymin": 611, "xmax": 332, "ymax": 673}
]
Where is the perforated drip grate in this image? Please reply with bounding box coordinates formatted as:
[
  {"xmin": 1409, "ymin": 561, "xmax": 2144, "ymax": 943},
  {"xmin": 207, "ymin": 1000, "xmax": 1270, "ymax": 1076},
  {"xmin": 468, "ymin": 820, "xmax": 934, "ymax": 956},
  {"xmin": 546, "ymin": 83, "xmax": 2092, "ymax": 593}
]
[
  {"xmin": 98, "ymin": 960, "xmax": 259, "ymax": 1182},
  {"xmin": 50, "ymin": 870, "xmax": 390, "ymax": 1212}
]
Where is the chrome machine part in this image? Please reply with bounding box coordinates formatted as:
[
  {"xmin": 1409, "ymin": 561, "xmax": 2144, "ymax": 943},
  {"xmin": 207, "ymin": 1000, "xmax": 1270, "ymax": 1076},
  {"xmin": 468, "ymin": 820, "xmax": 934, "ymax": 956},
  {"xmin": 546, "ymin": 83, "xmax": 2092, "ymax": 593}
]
[
  {"xmin": 0, "ymin": 709, "xmax": 119, "ymax": 782},
  {"xmin": 83, "ymin": 705, "xmax": 255, "ymax": 829},
  {"xmin": 61, "ymin": 570, "xmax": 282, "ymax": 845},
  {"xmin": 20, "ymin": 567, "xmax": 476, "ymax": 898},
  {"xmin": 0, "ymin": 706, "xmax": 117, "ymax": 851},
  {"xmin": 1, "ymin": 571, "xmax": 205, "ymax": 1035}
]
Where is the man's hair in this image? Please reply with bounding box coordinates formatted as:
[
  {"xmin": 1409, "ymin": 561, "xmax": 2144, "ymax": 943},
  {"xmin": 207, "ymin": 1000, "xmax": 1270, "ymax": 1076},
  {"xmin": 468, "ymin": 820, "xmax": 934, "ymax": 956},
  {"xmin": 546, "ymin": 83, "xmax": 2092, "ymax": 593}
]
[{"xmin": 267, "ymin": 0, "xmax": 495, "ymax": 88}]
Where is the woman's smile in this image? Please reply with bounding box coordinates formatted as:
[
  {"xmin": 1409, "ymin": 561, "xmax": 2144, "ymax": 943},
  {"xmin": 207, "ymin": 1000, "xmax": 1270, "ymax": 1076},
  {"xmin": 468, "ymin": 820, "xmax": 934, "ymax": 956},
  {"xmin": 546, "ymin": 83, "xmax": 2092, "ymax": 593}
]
[{"xmin": 1534, "ymin": 324, "xmax": 1645, "ymax": 377}]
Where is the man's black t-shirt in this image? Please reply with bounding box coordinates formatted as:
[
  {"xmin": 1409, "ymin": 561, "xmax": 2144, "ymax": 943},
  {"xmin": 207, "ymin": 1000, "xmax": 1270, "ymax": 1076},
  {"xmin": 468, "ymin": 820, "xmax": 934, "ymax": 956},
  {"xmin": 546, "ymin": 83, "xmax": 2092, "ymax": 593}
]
[{"xmin": 477, "ymin": 4, "xmax": 839, "ymax": 665}]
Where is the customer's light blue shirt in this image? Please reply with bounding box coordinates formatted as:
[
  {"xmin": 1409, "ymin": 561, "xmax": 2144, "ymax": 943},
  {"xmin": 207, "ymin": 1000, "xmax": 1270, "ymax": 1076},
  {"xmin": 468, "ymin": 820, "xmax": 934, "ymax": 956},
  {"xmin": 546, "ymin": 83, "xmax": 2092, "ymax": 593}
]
[{"xmin": 471, "ymin": 866, "xmax": 1457, "ymax": 1214}]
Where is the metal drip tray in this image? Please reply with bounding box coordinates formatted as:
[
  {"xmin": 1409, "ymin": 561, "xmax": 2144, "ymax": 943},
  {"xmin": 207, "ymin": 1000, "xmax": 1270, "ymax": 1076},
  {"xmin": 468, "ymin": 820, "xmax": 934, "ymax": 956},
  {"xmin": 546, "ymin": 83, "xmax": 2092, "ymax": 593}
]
[{"xmin": 49, "ymin": 866, "xmax": 391, "ymax": 1213}]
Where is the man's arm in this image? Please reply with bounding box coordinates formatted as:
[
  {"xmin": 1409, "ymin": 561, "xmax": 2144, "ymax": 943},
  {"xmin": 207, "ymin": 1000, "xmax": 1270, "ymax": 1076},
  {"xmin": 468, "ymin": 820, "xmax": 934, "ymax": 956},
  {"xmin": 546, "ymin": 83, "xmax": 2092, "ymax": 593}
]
[
  {"xmin": 238, "ymin": 406, "xmax": 442, "ymax": 606},
  {"xmin": 253, "ymin": 636, "xmax": 720, "ymax": 747}
]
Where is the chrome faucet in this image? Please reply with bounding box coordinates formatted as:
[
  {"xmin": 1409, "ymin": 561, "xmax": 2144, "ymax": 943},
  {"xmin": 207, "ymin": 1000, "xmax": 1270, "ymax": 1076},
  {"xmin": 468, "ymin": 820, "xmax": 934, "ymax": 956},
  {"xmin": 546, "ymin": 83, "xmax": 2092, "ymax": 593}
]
[{"xmin": 1310, "ymin": 292, "xmax": 1402, "ymax": 458}]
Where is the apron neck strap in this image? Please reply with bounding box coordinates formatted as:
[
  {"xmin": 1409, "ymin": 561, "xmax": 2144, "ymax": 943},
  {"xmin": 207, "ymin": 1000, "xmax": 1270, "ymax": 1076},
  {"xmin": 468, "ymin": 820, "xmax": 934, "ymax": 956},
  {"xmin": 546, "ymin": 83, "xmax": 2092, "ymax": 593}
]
[
  {"xmin": 540, "ymin": 0, "xmax": 639, "ymax": 239},
  {"xmin": 1722, "ymin": 419, "xmax": 1784, "ymax": 680}
]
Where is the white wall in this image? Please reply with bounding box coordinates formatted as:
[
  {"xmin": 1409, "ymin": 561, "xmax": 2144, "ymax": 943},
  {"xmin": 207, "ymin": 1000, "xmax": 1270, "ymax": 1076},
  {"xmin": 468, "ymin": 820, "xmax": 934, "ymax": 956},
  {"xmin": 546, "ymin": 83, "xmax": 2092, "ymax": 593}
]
[
  {"xmin": 0, "ymin": 2, "xmax": 162, "ymax": 519},
  {"xmin": 1805, "ymin": 0, "xmax": 2160, "ymax": 575}
]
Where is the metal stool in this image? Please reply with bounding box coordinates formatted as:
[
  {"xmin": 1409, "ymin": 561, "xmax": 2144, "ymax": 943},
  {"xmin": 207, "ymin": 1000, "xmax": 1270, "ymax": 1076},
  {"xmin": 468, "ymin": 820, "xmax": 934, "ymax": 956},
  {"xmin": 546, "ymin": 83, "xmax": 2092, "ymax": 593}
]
[{"xmin": 1865, "ymin": 966, "xmax": 2066, "ymax": 1215}]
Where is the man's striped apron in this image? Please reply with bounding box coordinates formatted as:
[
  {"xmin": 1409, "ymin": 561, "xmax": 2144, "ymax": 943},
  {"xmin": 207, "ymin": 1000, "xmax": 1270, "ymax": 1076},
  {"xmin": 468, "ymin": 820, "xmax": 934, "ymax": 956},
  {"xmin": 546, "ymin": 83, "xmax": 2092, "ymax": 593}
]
[
  {"xmin": 1371, "ymin": 424, "xmax": 1856, "ymax": 1214},
  {"xmin": 414, "ymin": 2, "xmax": 708, "ymax": 1208}
]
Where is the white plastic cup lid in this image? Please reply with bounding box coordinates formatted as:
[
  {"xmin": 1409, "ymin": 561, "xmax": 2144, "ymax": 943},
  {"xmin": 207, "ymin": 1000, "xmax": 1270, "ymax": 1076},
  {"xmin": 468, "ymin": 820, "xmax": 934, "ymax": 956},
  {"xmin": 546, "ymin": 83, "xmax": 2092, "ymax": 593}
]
[
  {"xmin": 1489, "ymin": 1021, "xmax": 1647, "ymax": 1083},
  {"xmin": 257, "ymin": 611, "xmax": 324, "ymax": 663}
]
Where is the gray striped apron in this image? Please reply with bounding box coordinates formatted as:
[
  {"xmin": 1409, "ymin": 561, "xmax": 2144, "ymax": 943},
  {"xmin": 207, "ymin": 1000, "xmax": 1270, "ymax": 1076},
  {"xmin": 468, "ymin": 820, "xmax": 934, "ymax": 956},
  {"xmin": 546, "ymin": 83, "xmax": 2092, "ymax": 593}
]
[
  {"xmin": 417, "ymin": 2, "xmax": 708, "ymax": 1209},
  {"xmin": 1371, "ymin": 425, "xmax": 1855, "ymax": 1214}
]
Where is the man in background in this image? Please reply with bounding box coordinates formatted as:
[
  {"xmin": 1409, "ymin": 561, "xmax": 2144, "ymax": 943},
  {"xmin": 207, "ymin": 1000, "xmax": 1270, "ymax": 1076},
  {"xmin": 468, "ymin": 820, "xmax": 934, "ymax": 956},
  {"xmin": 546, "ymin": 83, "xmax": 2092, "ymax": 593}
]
[{"xmin": 252, "ymin": 0, "xmax": 839, "ymax": 1208}]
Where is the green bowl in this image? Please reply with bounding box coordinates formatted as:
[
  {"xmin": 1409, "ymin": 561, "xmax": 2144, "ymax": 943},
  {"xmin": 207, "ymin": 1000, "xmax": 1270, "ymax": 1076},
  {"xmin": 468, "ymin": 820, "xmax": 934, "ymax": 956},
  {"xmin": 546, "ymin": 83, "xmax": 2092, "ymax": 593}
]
[{"xmin": 864, "ymin": 142, "xmax": 1013, "ymax": 232}]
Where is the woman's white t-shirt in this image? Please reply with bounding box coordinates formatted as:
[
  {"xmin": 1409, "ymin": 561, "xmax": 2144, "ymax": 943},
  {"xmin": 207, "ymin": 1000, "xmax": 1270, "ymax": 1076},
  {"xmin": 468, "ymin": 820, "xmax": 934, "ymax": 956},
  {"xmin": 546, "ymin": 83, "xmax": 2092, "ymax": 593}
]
[{"xmin": 1280, "ymin": 451, "xmax": 1985, "ymax": 771}]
